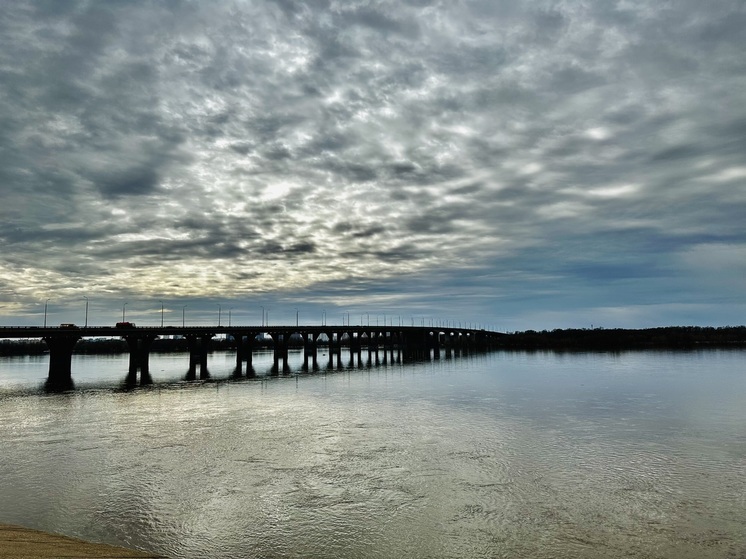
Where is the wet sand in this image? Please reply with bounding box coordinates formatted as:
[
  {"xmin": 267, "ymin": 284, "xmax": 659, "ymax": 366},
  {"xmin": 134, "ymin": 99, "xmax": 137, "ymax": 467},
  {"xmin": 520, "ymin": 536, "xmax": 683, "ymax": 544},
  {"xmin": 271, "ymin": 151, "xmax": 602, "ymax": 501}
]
[{"xmin": 0, "ymin": 524, "xmax": 164, "ymax": 558}]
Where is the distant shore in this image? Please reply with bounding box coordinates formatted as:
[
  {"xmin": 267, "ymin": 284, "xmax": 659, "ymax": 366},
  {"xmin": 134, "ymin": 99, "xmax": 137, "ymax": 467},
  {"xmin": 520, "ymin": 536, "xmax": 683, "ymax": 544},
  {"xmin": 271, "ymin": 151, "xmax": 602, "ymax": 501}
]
[
  {"xmin": 493, "ymin": 325, "xmax": 746, "ymax": 351},
  {"xmin": 0, "ymin": 523, "xmax": 163, "ymax": 558}
]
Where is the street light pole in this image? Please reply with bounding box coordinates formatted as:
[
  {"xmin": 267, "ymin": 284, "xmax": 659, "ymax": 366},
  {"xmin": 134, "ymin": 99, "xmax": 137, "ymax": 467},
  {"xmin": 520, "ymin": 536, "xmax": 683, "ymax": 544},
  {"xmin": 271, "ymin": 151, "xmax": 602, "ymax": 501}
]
[
  {"xmin": 261, "ymin": 306, "xmax": 264, "ymax": 327},
  {"xmin": 83, "ymin": 296, "xmax": 88, "ymax": 327},
  {"xmin": 122, "ymin": 302, "xmax": 127, "ymax": 323},
  {"xmin": 229, "ymin": 307, "xmax": 234, "ymax": 327},
  {"xmin": 218, "ymin": 304, "xmax": 222, "ymax": 327},
  {"xmin": 159, "ymin": 300, "xmax": 164, "ymax": 327},
  {"xmin": 44, "ymin": 298, "xmax": 49, "ymax": 328},
  {"xmin": 295, "ymin": 307, "xmax": 298, "ymax": 327},
  {"xmin": 182, "ymin": 305, "xmax": 187, "ymax": 327}
]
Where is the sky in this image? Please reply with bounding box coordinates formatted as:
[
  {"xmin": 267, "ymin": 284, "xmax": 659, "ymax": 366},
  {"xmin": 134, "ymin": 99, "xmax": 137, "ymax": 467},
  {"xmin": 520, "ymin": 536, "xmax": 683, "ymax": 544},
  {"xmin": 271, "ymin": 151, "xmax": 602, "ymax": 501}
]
[{"xmin": 1, "ymin": 0, "xmax": 745, "ymax": 331}]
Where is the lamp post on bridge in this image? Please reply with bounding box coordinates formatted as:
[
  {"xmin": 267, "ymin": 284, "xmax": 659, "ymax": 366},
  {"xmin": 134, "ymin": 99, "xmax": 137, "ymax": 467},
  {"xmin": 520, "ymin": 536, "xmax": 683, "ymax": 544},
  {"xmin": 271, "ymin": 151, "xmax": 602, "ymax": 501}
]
[
  {"xmin": 261, "ymin": 306, "xmax": 265, "ymax": 327},
  {"xmin": 122, "ymin": 302, "xmax": 127, "ymax": 323},
  {"xmin": 295, "ymin": 308, "xmax": 299, "ymax": 327},
  {"xmin": 159, "ymin": 300, "xmax": 164, "ymax": 327},
  {"xmin": 83, "ymin": 296, "xmax": 88, "ymax": 327},
  {"xmin": 218, "ymin": 304, "xmax": 222, "ymax": 327},
  {"xmin": 44, "ymin": 298, "xmax": 49, "ymax": 328},
  {"xmin": 229, "ymin": 307, "xmax": 234, "ymax": 327},
  {"xmin": 182, "ymin": 305, "xmax": 187, "ymax": 327}
]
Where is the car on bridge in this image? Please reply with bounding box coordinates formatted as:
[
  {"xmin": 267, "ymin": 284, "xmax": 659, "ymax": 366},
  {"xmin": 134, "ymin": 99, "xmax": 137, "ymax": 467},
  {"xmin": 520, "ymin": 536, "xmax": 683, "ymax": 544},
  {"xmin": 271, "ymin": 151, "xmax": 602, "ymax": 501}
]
[{"xmin": 115, "ymin": 322, "xmax": 136, "ymax": 328}]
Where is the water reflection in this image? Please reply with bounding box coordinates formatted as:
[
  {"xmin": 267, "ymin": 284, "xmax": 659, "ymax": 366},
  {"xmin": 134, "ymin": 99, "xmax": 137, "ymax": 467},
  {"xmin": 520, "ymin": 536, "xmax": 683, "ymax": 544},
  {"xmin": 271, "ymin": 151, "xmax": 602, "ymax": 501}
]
[{"xmin": 43, "ymin": 376, "xmax": 75, "ymax": 393}]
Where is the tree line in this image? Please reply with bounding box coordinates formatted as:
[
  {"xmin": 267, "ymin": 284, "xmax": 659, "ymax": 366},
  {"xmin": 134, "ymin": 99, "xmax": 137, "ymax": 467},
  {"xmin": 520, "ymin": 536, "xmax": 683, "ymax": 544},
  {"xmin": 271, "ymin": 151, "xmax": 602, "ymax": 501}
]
[{"xmin": 495, "ymin": 326, "xmax": 746, "ymax": 350}]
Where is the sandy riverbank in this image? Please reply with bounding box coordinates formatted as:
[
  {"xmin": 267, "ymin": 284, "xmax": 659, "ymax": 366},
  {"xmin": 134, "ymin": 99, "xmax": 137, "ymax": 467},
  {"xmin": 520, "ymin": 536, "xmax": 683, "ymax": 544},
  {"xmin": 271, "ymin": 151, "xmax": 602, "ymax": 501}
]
[{"xmin": 0, "ymin": 524, "xmax": 164, "ymax": 558}]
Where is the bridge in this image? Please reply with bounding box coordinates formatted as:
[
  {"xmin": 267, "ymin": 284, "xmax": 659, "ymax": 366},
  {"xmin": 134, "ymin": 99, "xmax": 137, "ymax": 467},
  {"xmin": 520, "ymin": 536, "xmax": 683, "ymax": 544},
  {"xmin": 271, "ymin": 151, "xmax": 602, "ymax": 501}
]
[{"xmin": 0, "ymin": 325, "xmax": 503, "ymax": 388}]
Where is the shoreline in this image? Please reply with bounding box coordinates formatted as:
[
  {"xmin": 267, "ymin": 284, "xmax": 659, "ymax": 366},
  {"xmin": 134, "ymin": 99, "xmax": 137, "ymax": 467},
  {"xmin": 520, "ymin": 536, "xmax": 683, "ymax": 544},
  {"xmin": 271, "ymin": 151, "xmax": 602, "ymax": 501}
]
[{"xmin": 0, "ymin": 523, "xmax": 164, "ymax": 558}]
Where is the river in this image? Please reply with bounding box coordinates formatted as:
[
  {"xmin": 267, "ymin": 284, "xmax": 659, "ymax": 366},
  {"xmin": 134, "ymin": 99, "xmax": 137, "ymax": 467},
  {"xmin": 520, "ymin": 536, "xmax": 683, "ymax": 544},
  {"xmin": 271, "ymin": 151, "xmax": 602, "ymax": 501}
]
[{"xmin": 0, "ymin": 348, "xmax": 744, "ymax": 558}]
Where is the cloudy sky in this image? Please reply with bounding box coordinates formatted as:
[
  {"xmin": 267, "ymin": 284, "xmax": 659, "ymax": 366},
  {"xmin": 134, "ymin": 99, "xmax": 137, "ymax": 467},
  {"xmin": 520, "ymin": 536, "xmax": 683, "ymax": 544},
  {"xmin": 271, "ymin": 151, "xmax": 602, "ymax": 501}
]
[{"xmin": 1, "ymin": 0, "xmax": 744, "ymax": 330}]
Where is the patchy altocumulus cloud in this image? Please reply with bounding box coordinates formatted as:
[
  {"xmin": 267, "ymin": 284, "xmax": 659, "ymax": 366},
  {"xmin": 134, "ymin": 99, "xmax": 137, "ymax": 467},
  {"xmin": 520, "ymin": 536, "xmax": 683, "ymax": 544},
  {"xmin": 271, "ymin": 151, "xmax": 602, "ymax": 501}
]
[{"xmin": 0, "ymin": 0, "xmax": 744, "ymax": 328}]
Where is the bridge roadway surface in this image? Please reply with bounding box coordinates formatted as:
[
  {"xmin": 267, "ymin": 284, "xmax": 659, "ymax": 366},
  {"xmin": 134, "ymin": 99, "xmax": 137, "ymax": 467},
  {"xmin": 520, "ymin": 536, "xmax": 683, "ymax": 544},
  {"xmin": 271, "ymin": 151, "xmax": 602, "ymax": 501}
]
[{"xmin": 0, "ymin": 324, "xmax": 499, "ymax": 338}]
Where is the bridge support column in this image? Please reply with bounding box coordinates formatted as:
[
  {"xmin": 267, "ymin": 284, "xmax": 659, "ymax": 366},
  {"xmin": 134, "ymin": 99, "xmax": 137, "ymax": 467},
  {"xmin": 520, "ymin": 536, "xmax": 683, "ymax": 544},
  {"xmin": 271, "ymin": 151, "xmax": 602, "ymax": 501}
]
[
  {"xmin": 234, "ymin": 333, "xmax": 245, "ymax": 376},
  {"xmin": 382, "ymin": 332, "xmax": 389, "ymax": 364},
  {"xmin": 271, "ymin": 334, "xmax": 279, "ymax": 373},
  {"xmin": 43, "ymin": 334, "xmax": 81, "ymax": 390},
  {"xmin": 327, "ymin": 333, "xmax": 335, "ymax": 369},
  {"xmin": 311, "ymin": 335, "xmax": 319, "ymax": 369},
  {"xmin": 335, "ymin": 332, "xmax": 342, "ymax": 368},
  {"xmin": 282, "ymin": 332, "xmax": 290, "ymax": 372},
  {"xmin": 187, "ymin": 335, "xmax": 212, "ymax": 379},
  {"xmin": 124, "ymin": 334, "xmax": 158, "ymax": 385},
  {"xmin": 369, "ymin": 331, "xmax": 377, "ymax": 362},
  {"xmin": 302, "ymin": 334, "xmax": 312, "ymax": 371},
  {"xmin": 351, "ymin": 333, "xmax": 361, "ymax": 367}
]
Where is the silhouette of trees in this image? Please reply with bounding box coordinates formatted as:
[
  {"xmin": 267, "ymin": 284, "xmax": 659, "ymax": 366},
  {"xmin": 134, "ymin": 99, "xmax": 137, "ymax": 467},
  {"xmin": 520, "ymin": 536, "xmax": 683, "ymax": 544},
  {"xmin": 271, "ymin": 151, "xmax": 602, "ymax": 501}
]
[{"xmin": 497, "ymin": 326, "xmax": 746, "ymax": 350}]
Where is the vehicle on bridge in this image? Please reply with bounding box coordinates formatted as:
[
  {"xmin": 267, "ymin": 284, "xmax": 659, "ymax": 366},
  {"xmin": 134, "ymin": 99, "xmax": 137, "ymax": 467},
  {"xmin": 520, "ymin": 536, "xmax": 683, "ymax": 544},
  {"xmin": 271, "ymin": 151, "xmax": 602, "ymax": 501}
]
[
  {"xmin": 115, "ymin": 322, "xmax": 136, "ymax": 328},
  {"xmin": 60, "ymin": 323, "xmax": 79, "ymax": 329}
]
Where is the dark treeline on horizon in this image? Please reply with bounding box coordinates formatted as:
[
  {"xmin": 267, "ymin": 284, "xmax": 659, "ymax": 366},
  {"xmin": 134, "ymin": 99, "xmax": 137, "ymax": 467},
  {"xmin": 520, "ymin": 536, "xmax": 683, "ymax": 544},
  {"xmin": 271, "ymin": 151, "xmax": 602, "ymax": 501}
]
[
  {"xmin": 1, "ymin": 326, "xmax": 745, "ymax": 357},
  {"xmin": 496, "ymin": 326, "xmax": 746, "ymax": 351}
]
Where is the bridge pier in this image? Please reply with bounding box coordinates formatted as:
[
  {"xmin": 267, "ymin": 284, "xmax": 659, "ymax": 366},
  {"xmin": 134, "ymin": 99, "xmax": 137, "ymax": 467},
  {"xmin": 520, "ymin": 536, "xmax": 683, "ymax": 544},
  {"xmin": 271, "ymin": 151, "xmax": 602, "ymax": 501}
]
[
  {"xmin": 303, "ymin": 334, "xmax": 316, "ymax": 371},
  {"xmin": 233, "ymin": 332, "xmax": 255, "ymax": 377},
  {"xmin": 186, "ymin": 334, "xmax": 212, "ymax": 379},
  {"xmin": 43, "ymin": 334, "xmax": 81, "ymax": 389},
  {"xmin": 123, "ymin": 334, "xmax": 158, "ymax": 384},
  {"xmin": 335, "ymin": 333, "xmax": 343, "ymax": 368},
  {"xmin": 234, "ymin": 333, "xmax": 245, "ymax": 376}
]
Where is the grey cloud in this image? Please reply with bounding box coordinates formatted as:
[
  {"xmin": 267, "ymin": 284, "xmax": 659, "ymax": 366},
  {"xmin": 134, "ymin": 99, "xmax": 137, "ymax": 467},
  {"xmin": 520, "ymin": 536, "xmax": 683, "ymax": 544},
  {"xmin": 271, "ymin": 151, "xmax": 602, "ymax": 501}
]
[
  {"xmin": 94, "ymin": 167, "xmax": 160, "ymax": 198},
  {"xmin": 0, "ymin": 0, "xmax": 744, "ymax": 329}
]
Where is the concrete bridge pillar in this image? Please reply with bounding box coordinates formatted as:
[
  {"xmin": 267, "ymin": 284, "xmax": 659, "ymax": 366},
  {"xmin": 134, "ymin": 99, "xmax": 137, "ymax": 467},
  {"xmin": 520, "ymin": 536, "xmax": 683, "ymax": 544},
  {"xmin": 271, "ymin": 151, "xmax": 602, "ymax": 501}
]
[
  {"xmin": 235, "ymin": 333, "xmax": 246, "ymax": 375},
  {"xmin": 245, "ymin": 335, "xmax": 255, "ymax": 376},
  {"xmin": 186, "ymin": 334, "xmax": 212, "ymax": 379},
  {"xmin": 270, "ymin": 332, "xmax": 290, "ymax": 373},
  {"xmin": 43, "ymin": 334, "xmax": 81, "ymax": 389},
  {"xmin": 233, "ymin": 332, "xmax": 254, "ymax": 377},
  {"xmin": 303, "ymin": 333, "xmax": 315, "ymax": 371},
  {"xmin": 350, "ymin": 332, "xmax": 360, "ymax": 357},
  {"xmin": 310, "ymin": 334, "xmax": 319, "ymax": 369},
  {"xmin": 123, "ymin": 334, "xmax": 158, "ymax": 385},
  {"xmin": 335, "ymin": 332, "xmax": 343, "ymax": 368},
  {"xmin": 282, "ymin": 332, "xmax": 291, "ymax": 372}
]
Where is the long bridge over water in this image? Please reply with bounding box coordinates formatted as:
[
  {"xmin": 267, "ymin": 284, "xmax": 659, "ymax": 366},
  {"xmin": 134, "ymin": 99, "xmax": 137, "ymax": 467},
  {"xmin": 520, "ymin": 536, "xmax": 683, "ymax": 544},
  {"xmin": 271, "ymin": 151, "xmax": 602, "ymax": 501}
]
[{"xmin": 0, "ymin": 325, "xmax": 503, "ymax": 388}]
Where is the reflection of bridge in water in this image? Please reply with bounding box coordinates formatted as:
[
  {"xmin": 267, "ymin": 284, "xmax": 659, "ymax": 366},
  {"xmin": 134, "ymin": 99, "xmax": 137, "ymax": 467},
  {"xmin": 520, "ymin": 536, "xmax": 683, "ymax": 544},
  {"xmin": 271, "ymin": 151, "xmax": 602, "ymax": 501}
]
[{"xmin": 0, "ymin": 325, "xmax": 503, "ymax": 389}]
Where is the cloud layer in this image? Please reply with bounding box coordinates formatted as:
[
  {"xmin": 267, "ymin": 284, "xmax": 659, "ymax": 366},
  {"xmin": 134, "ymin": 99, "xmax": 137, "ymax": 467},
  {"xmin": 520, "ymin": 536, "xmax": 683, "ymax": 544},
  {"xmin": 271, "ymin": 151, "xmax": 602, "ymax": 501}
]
[{"xmin": 1, "ymin": 0, "xmax": 744, "ymax": 329}]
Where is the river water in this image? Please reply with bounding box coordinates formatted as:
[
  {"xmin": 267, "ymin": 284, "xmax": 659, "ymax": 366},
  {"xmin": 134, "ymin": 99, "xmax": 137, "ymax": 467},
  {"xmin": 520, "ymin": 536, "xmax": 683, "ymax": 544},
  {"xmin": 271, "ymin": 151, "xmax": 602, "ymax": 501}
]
[{"xmin": 0, "ymin": 348, "xmax": 744, "ymax": 558}]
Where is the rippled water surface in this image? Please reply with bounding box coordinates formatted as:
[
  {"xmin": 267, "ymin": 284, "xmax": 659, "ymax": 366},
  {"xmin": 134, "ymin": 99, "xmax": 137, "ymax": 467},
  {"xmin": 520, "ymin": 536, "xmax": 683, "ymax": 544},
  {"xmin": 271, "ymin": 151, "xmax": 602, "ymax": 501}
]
[{"xmin": 1, "ymin": 349, "xmax": 745, "ymax": 558}]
